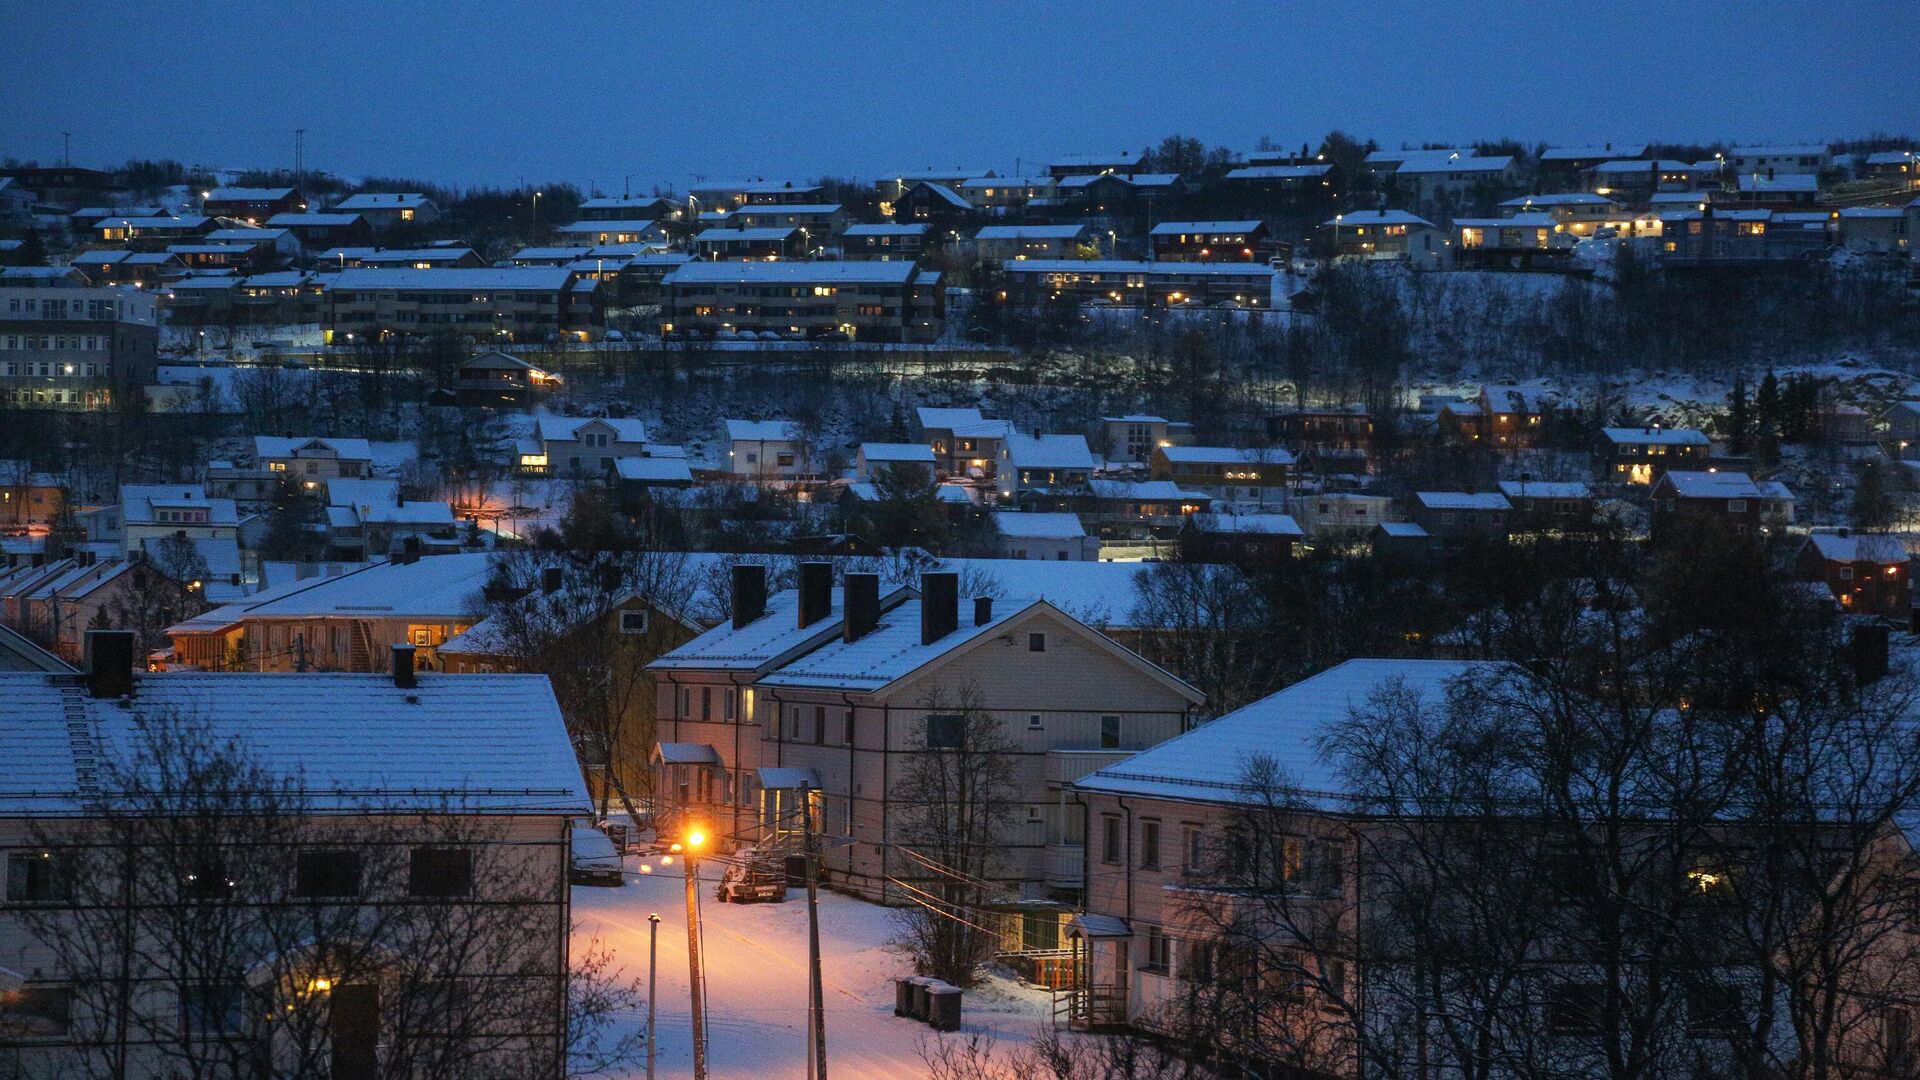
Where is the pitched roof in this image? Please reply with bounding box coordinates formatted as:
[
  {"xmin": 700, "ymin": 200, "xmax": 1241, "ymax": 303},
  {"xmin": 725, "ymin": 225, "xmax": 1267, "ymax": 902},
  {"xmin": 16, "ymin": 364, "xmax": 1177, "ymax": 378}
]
[
  {"xmin": 1193, "ymin": 513, "xmax": 1302, "ymax": 536},
  {"xmin": 1539, "ymin": 145, "xmax": 1649, "ymax": 161},
  {"xmin": 1149, "ymin": 220, "xmax": 1262, "ymax": 236},
  {"xmin": 1659, "ymin": 470, "xmax": 1764, "ymax": 499},
  {"xmin": 333, "ymin": 192, "xmax": 433, "ymax": 211},
  {"xmin": 612, "ymin": 456, "xmax": 695, "ymax": 483},
  {"xmin": 1158, "ymin": 445, "xmax": 1295, "ymax": 466},
  {"xmin": 1805, "ymin": 532, "xmax": 1908, "ymax": 564},
  {"xmin": 120, "ymin": 485, "xmax": 239, "ymax": 527},
  {"xmin": 1496, "ymin": 480, "xmax": 1591, "ymax": 500},
  {"xmin": 973, "ymin": 225, "xmax": 1090, "ymax": 240},
  {"xmin": 993, "ymin": 511, "xmax": 1087, "ymax": 540},
  {"xmin": 725, "ymin": 418, "xmax": 803, "ymax": 442},
  {"xmin": 860, "ymin": 442, "xmax": 936, "ymax": 463},
  {"xmin": 534, "ymin": 414, "xmax": 650, "ymax": 445},
  {"xmin": 1601, "ymin": 426, "xmax": 1710, "ymax": 446},
  {"xmin": 666, "ymin": 260, "xmax": 915, "ymax": 285},
  {"xmin": 253, "ymin": 435, "xmax": 375, "ymax": 462},
  {"xmin": 1326, "ymin": 209, "xmax": 1436, "ymax": 228},
  {"xmin": 1225, "ymin": 164, "xmax": 1333, "ymax": 181},
  {"xmin": 0, "ymin": 671, "xmax": 587, "ymax": 816},
  {"xmin": 328, "ymin": 267, "xmax": 573, "ymax": 291},
  {"xmin": 1076, "ymin": 659, "xmax": 1486, "ymax": 805},
  {"xmin": 1415, "ymin": 491, "xmax": 1511, "ymax": 511},
  {"xmin": 206, "ymin": 187, "xmax": 296, "ymax": 201},
  {"xmin": 169, "ymin": 552, "xmax": 493, "ymax": 630},
  {"xmin": 1004, "ymin": 434, "xmax": 1094, "ymax": 470}
]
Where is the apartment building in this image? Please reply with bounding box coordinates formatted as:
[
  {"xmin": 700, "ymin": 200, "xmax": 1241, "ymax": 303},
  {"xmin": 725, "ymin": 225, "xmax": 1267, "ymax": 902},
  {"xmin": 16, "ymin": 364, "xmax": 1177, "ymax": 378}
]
[
  {"xmin": 0, "ymin": 633, "xmax": 585, "ymax": 1080},
  {"xmin": 323, "ymin": 267, "xmax": 601, "ymax": 344},
  {"xmin": 200, "ymin": 186, "xmax": 306, "ymax": 221},
  {"xmin": 0, "ymin": 285, "xmax": 158, "ymax": 409},
  {"xmin": 1150, "ymin": 445, "xmax": 1295, "ymax": 505},
  {"xmin": 647, "ymin": 565, "xmax": 1204, "ymax": 902},
  {"xmin": 999, "ymin": 260, "xmax": 1279, "ymax": 310},
  {"xmin": 661, "ymin": 260, "xmax": 944, "ymax": 343}
]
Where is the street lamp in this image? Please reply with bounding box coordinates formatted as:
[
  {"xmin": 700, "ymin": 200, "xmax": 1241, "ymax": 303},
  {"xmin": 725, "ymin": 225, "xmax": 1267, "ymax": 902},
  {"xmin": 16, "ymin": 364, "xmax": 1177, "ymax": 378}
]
[
  {"xmin": 532, "ymin": 190, "xmax": 544, "ymax": 233},
  {"xmin": 680, "ymin": 827, "xmax": 710, "ymax": 1080},
  {"xmin": 647, "ymin": 912, "xmax": 662, "ymax": 1080}
]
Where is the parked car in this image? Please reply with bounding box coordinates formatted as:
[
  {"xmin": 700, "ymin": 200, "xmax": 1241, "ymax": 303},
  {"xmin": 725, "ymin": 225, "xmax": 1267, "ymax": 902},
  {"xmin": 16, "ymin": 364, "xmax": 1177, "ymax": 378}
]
[{"xmin": 569, "ymin": 821, "xmax": 625, "ymax": 886}]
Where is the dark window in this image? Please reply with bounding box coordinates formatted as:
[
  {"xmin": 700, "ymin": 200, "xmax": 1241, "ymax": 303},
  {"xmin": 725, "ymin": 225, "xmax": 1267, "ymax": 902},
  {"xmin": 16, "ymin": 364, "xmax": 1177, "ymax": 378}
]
[
  {"xmin": 182, "ymin": 981, "xmax": 247, "ymax": 1035},
  {"xmin": 408, "ymin": 848, "xmax": 474, "ymax": 898},
  {"xmin": 1547, "ymin": 983, "xmax": 1605, "ymax": 1035},
  {"xmin": 1687, "ymin": 983, "xmax": 1743, "ymax": 1036},
  {"xmin": 925, "ymin": 713, "xmax": 963, "ymax": 750},
  {"xmin": 1140, "ymin": 820, "xmax": 1161, "ymax": 869},
  {"xmin": 0, "ymin": 986, "xmax": 71, "ymax": 1037},
  {"xmin": 294, "ymin": 850, "xmax": 362, "ymax": 899},
  {"xmin": 619, "ymin": 610, "xmax": 648, "ymax": 634},
  {"xmin": 183, "ymin": 857, "xmax": 236, "ymax": 902},
  {"xmin": 1101, "ymin": 815, "xmax": 1122, "ymax": 864},
  {"xmin": 1100, "ymin": 715, "xmax": 1121, "ymax": 749},
  {"xmin": 843, "ymin": 709, "xmax": 855, "ymax": 746},
  {"xmin": 1143, "ymin": 926, "xmax": 1170, "ymax": 974},
  {"xmin": 1028, "ymin": 632, "xmax": 1046, "ymax": 652},
  {"xmin": 813, "ymin": 706, "xmax": 826, "ymax": 745},
  {"xmin": 5, "ymin": 850, "xmax": 72, "ymax": 903}
]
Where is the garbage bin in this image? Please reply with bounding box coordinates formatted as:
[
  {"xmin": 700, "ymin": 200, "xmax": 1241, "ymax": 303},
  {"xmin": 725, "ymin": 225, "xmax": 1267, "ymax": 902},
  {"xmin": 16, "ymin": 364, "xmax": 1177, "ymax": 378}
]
[
  {"xmin": 927, "ymin": 984, "xmax": 962, "ymax": 1032},
  {"xmin": 894, "ymin": 977, "xmax": 914, "ymax": 1017},
  {"xmin": 906, "ymin": 977, "xmax": 932, "ymax": 1020}
]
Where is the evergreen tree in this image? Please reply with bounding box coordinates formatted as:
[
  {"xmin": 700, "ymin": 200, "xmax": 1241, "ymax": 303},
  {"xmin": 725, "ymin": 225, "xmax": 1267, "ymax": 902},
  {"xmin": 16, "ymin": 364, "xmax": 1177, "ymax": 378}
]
[
  {"xmin": 1726, "ymin": 372, "xmax": 1751, "ymax": 454},
  {"xmin": 1756, "ymin": 370, "xmax": 1781, "ymax": 438},
  {"xmin": 1851, "ymin": 461, "xmax": 1897, "ymax": 532}
]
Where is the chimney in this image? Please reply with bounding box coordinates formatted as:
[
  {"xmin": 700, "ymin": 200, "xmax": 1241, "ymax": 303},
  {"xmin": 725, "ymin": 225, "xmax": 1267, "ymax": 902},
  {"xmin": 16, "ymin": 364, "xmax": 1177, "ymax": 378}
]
[
  {"xmin": 921, "ymin": 572, "xmax": 959, "ymax": 645},
  {"xmin": 85, "ymin": 629, "xmax": 135, "ymax": 699},
  {"xmin": 974, "ymin": 596, "xmax": 994, "ymax": 626},
  {"xmin": 844, "ymin": 573, "xmax": 880, "ymax": 643},
  {"xmin": 392, "ymin": 644, "xmax": 417, "ymax": 688},
  {"xmin": 797, "ymin": 561, "xmax": 833, "ymax": 629},
  {"xmin": 731, "ymin": 563, "xmax": 767, "ymax": 628},
  {"xmin": 541, "ymin": 566, "xmax": 564, "ymax": 593},
  {"xmin": 1852, "ymin": 624, "xmax": 1890, "ymax": 686}
]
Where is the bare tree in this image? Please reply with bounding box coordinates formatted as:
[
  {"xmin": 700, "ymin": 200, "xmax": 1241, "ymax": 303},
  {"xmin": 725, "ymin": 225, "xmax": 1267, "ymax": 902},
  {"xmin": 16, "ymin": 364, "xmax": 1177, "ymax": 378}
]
[{"xmin": 891, "ymin": 684, "xmax": 1018, "ymax": 987}]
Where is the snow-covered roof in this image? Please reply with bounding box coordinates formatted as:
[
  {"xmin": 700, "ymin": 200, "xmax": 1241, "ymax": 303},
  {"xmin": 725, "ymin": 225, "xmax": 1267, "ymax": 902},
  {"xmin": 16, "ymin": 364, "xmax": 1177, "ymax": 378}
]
[
  {"xmin": 726, "ymin": 418, "xmax": 803, "ymax": 443},
  {"xmin": 1076, "ymin": 660, "xmax": 1487, "ymax": 805},
  {"xmin": 1005, "ymin": 434, "xmax": 1094, "ymax": 471},
  {"xmin": 1731, "ymin": 144, "xmax": 1828, "ymax": 158},
  {"xmin": 1454, "ymin": 214, "xmax": 1556, "ymax": 229},
  {"xmin": 992, "ymin": 511, "xmax": 1086, "ymax": 540},
  {"xmin": 254, "ymin": 435, "xmax": 374, "ymax": 462},
  {"xmin": 861, "ymin": 443, "xmax": 936, "ymax": 463},
  {"xmin": 328, "ymin": 267, "xmax": 574, "ymax": 291},
  {"xmin": 1601, "ymin": 426, "xmax": 1710, "ymax": 446},
  {"xmin": 732, "ymin": 204, "xmax": 843, "ymax": 216},
  {"xmin": 612, "ymin": 456, "xmax": 695, "ymax": 484},
  {"xmin": 908, "ymin": 182, "xmax": 973, "ymax": 209},
  {"xmin": 691, "ymin": 226, "xmax": 800, "ymax": 243},
  {"xmin": 1194, "ymin": 513, "xmax": 1303, "ymax": 536},
  {"xmin": 0, "ymin": 670, "xmax": 587, "ymax": 816},
  {"xmin": 1225, "ymin": 164, "xmax": 1333, "ymax": 181},
  {"xmin": 1736, "ymin": 175, "xmax": 1819, "ymax": 193},
  {"xmin": 1158, "ymin": 445, "xmax": 1295, "ymax": 466},
  {"xmin": 1660, "ymin": 471, "xmax": 1749, "ymax": 498},
  {"xmin": 652, "ymin": 587, "xmax": 879, "ymax": 674},
  {"xmin": 1002, "ymin": 259, "xmax": 1277, "ymax": 279},
  {"xmin": 973, "ymin": 225, "xmax": 1089, "ymax": 240},
  {"xmin": 1397, "ymin": 154, "xmax": 1514, "ymax": 175},
  {"xmin": 1102, "ymin": 414, "xmax": 1171, "ymax": 424},
  {"xmin": 1539, "ymin": 145, "xmax": 1649, "ymax": 161},
  {"xmin": 356, "ymin": 248, "xmax": 477, "ymax": 264},
  {"xmin": 667, "ymin": 260, "xmax": 916, "ymax": 285},
  {"xmin": 1496, "ymin": 480, "xmax": 1591, "ymax": 500},
  {"xmin": 843, "ymin": 223, "xmax": 930, "ymax": 237},
  {"xmin": 1588, "ymin": 158, "xmax": 1696, "ymax": 174},
  {"xmin": 534, "ymin": 414, "xmax": 650, "ymax": 445},
  {"xmin": 1839, "ymin": 207, "xmax": 1906, "ymax": 219},
  {"xmin": 1805, "ymin": 532, "xmax": 1908, "ymax": 564},
  {"xmin": 206, "ymin": 227, "xmax": 288, "ymax": 242},
  {"xmin": 170, "ymin": 552, "xmax": 493, "ymax": 631},
  {"xmin": 917, "ymin": 407, "xmax": 987, "ymax": 430},
  {"xmin": 1149, "ymin": 220, "xmax": 1262, "ymax": 236},
  {"xmin": 1049, "ymin": 153, "xmax": 1145, "ymax": 168},
  {"xmin": 1416, "ymin": 492, "xmax": 1511, "ymax": 511},
  {"xmin": 1326, "ymin": 209, "xmax": 1436, "ymax": 228},
  {"xmin": 333, "ymin": 192, "xmax": 433, "ymax": 211},
  {"xmin": 207, "ymin": 187, "xmax": 296, "ymax": 201},
  {"xmin": 577, "ymin": 195, "xmax": 668, "ymax": 210},
  {"xmin": 120, "ymin": 485, "xmax": 239, "ymax": 527},
  {"xmin": 1865, "ymin": 151, "xmax": 1918, "ymax": 166},
  {"xmin": 1087, "ymin": 479, "xmax": 1210, "ymax": 502},
  {"xmin": 1500, "ymin": 193, "xmax": 1622, "ymax": 208},
  {"xmin": 657, "ymin": 742, "xmax": 721, "ymax": 765},
  {"xmin": 266, "ymin": 213, "xmax": 363, "ymax": 227}
]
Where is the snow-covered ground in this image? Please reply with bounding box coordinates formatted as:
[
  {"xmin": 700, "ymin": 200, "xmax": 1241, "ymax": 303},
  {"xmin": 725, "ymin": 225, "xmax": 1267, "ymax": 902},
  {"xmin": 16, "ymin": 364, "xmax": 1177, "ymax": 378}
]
[{"xmin": 573, "ymin": 863, "xmax": 1055, "ymax": 1079}]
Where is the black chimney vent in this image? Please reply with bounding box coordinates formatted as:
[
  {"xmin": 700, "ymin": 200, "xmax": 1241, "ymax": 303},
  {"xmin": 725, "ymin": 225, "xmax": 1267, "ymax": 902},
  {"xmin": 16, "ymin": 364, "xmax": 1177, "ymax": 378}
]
[
  {"xmin": 85, "ymin": 629, "xmax": 135, "ymax": 699},
  {"xmin": 798, "ymin": 561, "xmax": 833, "ymax": 629},
  {"xmin": 541, "ymin": 566, "xmax": 564, "ymax": 594},
  {"xmin": 844, "ymin": 573, "xmax": 880, "ymax": 643},
  {"xmin": 732, "ymin": 563, "xmax": 767, "ymax": 628},
  {"xmin": 392, "ymin": 643, "xmax": 417, "ymax": 688},
  {"xmin": 974, "ymin": 596, "xmax": 994, "ymax": 626},
  {"xmin": 921, "ymin": 572, "xmax": 959, "ymax": 645}
]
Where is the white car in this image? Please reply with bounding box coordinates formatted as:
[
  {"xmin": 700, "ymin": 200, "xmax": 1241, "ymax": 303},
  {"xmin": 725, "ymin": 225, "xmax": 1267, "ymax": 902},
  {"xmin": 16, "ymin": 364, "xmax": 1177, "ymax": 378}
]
[{"xmin": 569, "ymin": 822, "xmax": 625, "ymax": 887}]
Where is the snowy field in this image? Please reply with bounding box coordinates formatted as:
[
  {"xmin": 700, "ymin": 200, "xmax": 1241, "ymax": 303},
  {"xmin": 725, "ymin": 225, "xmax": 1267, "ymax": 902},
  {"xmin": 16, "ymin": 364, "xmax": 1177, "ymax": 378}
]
[{"xmin": 573, "ymin": 862, "xmax": 1055, "ymax": 1079}]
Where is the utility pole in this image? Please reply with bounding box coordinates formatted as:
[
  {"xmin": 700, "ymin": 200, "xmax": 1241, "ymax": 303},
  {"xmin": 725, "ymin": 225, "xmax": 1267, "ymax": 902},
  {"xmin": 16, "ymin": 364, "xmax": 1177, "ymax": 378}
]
[
  {"xmin": 294, "ymin": 128, "xmax": 306, "ymax": 186},
  {"xmin": 682, "ymin": 833, "xmax": 708, "ymax": 1080},
  {"xmin": 61, "ymin": 132, "xmax": 71, "ymax": 167},
  {"xmin": 647, "ymin": 912, "xmax": 661, "ymax": 1080},
  {"xmin": 803, "ymin": 785, "xmax": 827, "ymax": 1080}
]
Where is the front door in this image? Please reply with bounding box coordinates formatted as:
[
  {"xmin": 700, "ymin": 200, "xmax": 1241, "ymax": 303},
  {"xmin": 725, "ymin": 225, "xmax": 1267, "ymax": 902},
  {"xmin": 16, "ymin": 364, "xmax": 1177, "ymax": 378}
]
[{"xmin": 330, "ymin": 983, "xmax": 379, "ymax": 1080}]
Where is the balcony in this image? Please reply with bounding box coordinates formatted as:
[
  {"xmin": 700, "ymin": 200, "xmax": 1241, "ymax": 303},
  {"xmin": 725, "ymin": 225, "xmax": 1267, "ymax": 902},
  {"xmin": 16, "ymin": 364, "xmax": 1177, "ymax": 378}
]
[
  {"xmin": 1044, "ymin": 843, "xmax": 1085, "ymax": 890},
  {"xmin": 1046, "ymin": 748, "xmax": 1132, "ymax": 787}
]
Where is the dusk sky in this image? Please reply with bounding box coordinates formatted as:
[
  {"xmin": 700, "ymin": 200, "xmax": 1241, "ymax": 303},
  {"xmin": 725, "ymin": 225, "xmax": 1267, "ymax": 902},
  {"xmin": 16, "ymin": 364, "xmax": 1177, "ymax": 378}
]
[{"xmin": 5, "ymin": 0, "xmax": 1917, "ymax": 193}]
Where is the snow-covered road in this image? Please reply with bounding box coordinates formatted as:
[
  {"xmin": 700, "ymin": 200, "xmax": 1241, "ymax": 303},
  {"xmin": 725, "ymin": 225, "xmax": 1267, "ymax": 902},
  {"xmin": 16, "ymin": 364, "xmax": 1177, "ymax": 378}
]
[{"xmin": 572, "ymin": 861, "xmax": 1054, "ymax": 1079}]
